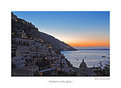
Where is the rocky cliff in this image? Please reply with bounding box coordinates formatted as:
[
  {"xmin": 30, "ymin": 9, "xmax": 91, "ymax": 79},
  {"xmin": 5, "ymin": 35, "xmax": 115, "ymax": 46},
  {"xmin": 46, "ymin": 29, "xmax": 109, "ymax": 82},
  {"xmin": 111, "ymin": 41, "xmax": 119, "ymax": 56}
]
[{"xmin": 11, "ymin": 13, "xmax": 76, "ymax": 51}]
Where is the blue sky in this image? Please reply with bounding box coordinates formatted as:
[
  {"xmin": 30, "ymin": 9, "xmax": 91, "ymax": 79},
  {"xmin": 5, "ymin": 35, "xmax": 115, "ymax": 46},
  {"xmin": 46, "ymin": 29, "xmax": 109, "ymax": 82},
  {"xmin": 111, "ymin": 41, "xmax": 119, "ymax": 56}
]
[{"xmin": 12, "ymin": 11, "xmax": 110, "ymax": 47}]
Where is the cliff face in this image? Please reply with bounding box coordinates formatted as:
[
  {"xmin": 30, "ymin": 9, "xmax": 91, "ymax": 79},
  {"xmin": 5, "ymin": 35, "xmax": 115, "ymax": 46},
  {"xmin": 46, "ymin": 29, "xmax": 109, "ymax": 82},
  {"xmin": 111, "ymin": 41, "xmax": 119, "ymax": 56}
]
[{"xmin": 11, "ymin": 13, "xmax": 76, "ymax": 51}]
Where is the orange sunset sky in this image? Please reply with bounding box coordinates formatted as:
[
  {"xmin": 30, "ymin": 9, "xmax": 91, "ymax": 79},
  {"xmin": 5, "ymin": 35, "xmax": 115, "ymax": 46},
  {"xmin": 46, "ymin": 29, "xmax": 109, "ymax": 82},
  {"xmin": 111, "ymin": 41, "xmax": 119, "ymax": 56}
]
[{"xmin": 13, "ymin": 11, "xmax": 110, "ymax": 47}]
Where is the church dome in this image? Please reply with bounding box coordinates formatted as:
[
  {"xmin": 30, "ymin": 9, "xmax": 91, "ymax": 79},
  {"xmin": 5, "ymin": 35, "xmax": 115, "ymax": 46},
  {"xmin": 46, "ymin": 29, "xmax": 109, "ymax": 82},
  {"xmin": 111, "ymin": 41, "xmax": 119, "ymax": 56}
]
[{"xmin": 79, "ymin": 59, "xmax": 87, "ymax": 69}]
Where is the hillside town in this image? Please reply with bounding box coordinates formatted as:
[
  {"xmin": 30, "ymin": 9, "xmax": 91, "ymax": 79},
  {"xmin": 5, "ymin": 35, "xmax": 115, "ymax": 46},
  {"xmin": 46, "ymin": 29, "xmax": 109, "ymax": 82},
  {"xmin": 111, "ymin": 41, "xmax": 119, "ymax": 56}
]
[
  {"xmin": 12, "ymin": 13, "xmax": 107, "ymax": 76},
  {"xmin": 12, "ymin": 33, "xmax": 96, "ymax": 76},
  {"xmin": 12, "ymin": 29, "xmax": 74, "ymax": 76}
]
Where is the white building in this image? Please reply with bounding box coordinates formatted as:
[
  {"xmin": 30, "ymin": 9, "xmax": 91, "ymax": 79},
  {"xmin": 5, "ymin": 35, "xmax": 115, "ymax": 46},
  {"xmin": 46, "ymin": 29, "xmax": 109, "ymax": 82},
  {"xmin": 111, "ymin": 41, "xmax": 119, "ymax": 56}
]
[
  {"xmin": 29, "ymin": 44, "xmax": 47, "ymax": 58},
  {"xmin": 12, "ymin": 38, "xmax": 35, "ymax": 45},
  {"xmin": 16, "ymin": 46, "xmax": 30, "ymax": 58}
]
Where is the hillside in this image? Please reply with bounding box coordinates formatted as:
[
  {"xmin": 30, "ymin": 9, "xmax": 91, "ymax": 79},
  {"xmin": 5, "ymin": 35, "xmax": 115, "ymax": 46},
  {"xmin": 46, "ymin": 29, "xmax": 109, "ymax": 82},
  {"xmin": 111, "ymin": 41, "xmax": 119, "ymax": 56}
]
[{"xmin": 11, "ymin": 13, "xmax": 76, "ymax": 51}]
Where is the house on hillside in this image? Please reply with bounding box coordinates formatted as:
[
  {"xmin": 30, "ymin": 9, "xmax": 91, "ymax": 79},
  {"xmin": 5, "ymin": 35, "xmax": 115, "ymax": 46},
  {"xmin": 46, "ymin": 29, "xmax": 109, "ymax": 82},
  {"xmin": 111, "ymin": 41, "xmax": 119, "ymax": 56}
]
[{"xmin": 16, "ymin": 30, "xmax": 27, "ymax": 38}]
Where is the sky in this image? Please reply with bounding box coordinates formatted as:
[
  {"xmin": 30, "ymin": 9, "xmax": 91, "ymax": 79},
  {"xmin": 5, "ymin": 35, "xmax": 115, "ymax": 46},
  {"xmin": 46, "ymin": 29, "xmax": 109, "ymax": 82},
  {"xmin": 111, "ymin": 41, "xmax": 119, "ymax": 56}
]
[{"xmin": 12, "ymin": 11, "xmax": 110, "ymax": 47}]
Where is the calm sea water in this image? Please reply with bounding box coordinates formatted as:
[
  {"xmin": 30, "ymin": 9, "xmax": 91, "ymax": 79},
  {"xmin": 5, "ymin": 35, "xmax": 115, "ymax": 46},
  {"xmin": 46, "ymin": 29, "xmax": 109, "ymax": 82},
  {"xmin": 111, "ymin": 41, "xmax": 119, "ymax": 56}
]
[{"xmin": 61, "ymin": 47, "xmax": 110, "ymax": 68}]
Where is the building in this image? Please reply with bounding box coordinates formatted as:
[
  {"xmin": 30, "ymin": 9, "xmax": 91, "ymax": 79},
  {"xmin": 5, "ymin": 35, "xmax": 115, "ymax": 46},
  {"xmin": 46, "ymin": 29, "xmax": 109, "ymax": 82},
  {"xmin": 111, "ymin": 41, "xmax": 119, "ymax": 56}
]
[
  {"xmin": 34, "ymin": 38, "xmax": 44, "ymax": 43},
  {"xmin": 12, "ymin": 44, "xmax": 17, "ymax": 57},
  {"xmin": 15, "ymin": 46, "xmax": 33, "ymax": 65},
  {"xmin": 12, "ymin": 38, "xmax": 35, "ymax": 45},
  {"xmin": 29, "ymin": 44, "xmax": 47, "ymax": 58},
  {"xmin": 79, "ymin": 59, "xmax": 88, "ymax": 76},
  {"xmin": 16, "ymin": 46, "xmax": 30, "ymax": 58},
  {"xmin": 16, "ymin": 30, "xmax": 27, "ymax": 38}
]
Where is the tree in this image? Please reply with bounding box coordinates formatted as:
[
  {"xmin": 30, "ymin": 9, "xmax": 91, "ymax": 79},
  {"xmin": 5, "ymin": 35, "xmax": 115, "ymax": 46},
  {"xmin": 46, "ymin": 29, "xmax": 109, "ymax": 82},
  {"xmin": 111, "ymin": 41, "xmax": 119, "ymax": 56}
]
[{"xmin": 94, "ymin": 61, "xmax": 110, "ymax": 76}]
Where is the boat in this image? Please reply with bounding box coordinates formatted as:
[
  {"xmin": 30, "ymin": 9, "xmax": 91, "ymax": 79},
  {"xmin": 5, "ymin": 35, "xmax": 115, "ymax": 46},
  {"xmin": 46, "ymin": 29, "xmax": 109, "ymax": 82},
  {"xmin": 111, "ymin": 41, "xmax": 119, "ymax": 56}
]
[{"xmin": 102, "ymin": 56, "xmax": 106, "ymax": 58}]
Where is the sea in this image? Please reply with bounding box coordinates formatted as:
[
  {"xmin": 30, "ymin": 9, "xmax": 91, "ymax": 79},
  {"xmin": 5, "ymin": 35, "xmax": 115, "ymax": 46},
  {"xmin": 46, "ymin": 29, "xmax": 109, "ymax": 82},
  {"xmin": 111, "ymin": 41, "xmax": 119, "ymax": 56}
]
[{"xmin": 61, "ymin": 46, "xmax": 110, "ymax": 68}]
